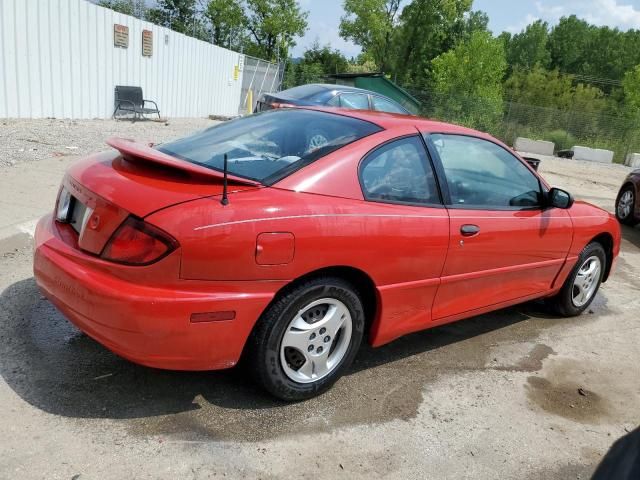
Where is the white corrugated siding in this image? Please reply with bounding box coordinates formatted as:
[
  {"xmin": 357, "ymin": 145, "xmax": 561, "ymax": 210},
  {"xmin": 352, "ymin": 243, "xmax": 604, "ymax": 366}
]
[{"xmin": 0, "ymin": 0, "xmax": 244, "ymax": 118}]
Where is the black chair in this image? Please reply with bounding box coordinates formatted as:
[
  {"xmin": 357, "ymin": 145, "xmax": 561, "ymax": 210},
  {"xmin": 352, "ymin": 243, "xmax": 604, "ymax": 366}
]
[{"xmin": 112, "ymin": 86, "xmax": 160, "ymax": 121}]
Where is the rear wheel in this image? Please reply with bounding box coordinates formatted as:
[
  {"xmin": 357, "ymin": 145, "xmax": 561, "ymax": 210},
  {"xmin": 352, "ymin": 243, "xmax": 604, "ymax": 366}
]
[
  {"xmin": 247, "ymin": 277, "xmax": 365, "ymax": 401},
  {"xmin": 616, "ymin": 185, "xmax": 638, "ymax": 225},
  {"xmin": 548, "ymin": 242, "xmax": 606, "ymax": 317}
]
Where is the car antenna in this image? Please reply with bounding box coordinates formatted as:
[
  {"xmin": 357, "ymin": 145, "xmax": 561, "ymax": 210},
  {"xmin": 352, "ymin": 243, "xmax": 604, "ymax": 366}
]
[{"xmin": 221, "ymin": 153, "xmax": 229, "ymax": 206}]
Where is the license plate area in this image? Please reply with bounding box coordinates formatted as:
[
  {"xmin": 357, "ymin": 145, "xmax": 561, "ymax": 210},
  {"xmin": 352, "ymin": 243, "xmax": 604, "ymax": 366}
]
[
  {"xmin": 61, "ymin": 175, "xmax": 130, "ymax": 255},
  {"xmin": 68, "ymin": 199, "xmax": 93, "ymax": 235}
]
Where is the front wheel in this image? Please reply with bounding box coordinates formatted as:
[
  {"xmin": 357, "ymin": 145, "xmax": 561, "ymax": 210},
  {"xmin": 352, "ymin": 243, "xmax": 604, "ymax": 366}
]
[
  {"xmin": 548, "ymin": 242, "xmax": 606, "ymax": 317},
  {"xmin": 247, "ymin": 277, "xmax": 365, "ymax": 401}
]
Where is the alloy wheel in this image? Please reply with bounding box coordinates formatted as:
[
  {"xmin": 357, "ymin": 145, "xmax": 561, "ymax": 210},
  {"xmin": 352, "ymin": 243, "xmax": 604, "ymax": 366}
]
[
  {"xmin": 280, "ymin": 298, "xmax": 352, "ymax": 384},
  {"xmin": 617, "ymin": 189, "xmax": 634, "ymax": 219},
  {"xmin": 571, "ymin": 255, "xmax": 602, "ymax": 307}
]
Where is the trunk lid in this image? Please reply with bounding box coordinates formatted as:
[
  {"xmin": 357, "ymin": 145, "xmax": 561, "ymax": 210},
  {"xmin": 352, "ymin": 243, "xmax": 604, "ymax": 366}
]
[{"xmin": 62, "ymin": 138, "xmax": 260, "ymax": 255}]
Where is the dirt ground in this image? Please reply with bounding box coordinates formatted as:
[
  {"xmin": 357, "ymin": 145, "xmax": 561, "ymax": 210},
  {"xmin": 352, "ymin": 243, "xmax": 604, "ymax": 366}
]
[{"xmin": 0, "ymin": 121, "xmax": 639, "ymax": 479}]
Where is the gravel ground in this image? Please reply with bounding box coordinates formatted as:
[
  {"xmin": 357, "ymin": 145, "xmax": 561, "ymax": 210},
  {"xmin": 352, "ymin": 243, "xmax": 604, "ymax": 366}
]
[
  {"xmin": 0, "ymin": 118, "xmax": 217, "ymax": 167},
  {"xmin": 0, "ymin": 121, "xmax": 639, "ymax": 479}
]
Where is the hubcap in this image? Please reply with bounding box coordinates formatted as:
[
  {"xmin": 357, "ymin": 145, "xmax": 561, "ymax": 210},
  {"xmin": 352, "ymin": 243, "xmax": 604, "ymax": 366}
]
[
  {"xmin": 617, "ymin": 190, "xmax": 633, "ymax": 219},
  {"xmin": 280, "ymin": 298, "xmax": 352, "ymax": 384},
  {"xmin": 572, "ymin": 255, "xmax": 602, "ymax": 308}
]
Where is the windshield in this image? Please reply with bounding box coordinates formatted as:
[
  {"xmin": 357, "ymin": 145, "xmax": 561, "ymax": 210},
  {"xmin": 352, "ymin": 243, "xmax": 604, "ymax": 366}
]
[{"xmin": 158, "ymin": 109, "xmax": 382, "ymax": 184}]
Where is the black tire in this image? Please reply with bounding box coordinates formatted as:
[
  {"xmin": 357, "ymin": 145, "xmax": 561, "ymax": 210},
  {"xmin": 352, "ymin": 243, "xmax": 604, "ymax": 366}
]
[
  {"xmin": 548, "ymin": 242, "xmax": 606, "ymax": 317},
  {"xmin": 247, "ymin": 277, "xmax": 365, "ymax": 401},
  {"xmin": 615, "ymin": 184, "xmax": 638, "ymax": 226}
]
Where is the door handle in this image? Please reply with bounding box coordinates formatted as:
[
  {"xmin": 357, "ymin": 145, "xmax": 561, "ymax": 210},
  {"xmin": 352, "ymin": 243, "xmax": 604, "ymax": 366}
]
[{"xmin": 460, "ymin": 224, "xmax": 480, "ymax": 236}]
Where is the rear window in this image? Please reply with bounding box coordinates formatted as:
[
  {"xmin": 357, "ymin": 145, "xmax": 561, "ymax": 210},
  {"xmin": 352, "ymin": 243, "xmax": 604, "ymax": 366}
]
[{"xmin": 158, "ymin": 109, "xmax": 382, "ymax": 184}]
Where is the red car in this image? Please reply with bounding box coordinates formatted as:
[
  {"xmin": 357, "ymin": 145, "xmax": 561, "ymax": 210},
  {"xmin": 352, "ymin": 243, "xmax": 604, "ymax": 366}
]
[{"xmin": 34, "ymin": 108, "xmax": 621, "ymax": 400}]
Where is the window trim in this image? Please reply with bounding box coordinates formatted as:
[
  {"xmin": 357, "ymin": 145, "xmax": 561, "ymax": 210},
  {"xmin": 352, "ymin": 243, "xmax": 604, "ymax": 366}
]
[
  {"xmin": 423, "ymin": 132, "xmax": 547, "ymax": 212},
  {"xmin": 357, "ymin": 134, "xmax": 445, "ymax": 209}
]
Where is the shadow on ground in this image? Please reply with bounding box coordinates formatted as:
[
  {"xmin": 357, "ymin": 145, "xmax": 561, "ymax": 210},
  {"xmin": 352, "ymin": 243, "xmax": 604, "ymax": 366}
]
[
  {"xmin": 0, "ymin": 276, "xmax": 605, "ymax": 442},
  {"xmin": 621, "ymin": 224, "xmax": 640, "ymax": 250}
]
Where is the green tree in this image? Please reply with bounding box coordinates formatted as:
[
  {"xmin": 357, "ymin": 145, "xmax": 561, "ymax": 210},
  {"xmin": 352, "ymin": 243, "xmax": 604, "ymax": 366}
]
[
  {"xmin": 431, "ymin": 30, "xmax": 506, "ymax": 130},
  {"xmin": 244, "ymin": 0, "xmax": 308, "ymax": 61},
  {"xmin": 505, "ymin": 66, "xmax": 610, "ymax": 112},
  {"xmin": 505, "ymin": 20, "xmax": 551, "ymax": 71},
  {"xmin": 98, "ymin": 0, "xmax": 146, "ymax": 18},
  {"xmin": 300, "ymin": 41, "xmax": 349, "ymax": 75},
  {"xmin": 146, "ymin": 0, "xmax": 208, "ymax": 41},
  {"xmin": 504, "ymin": 66, "xmax": 573, "ymax": 109},
  {"xmin": 548, "ymin": 16, "xmax": 591, "ymax": 73},
  {"xmin": 339, "ymin": 0, "xmax": 402, "ymax": 72},
  {"xmin": 205, "ymin": 0, "xmax": 245, "ymax": 49},
  {"xmin": 432, "ymin": 30, "xmax": 505, "ymax": 98},
  {"xmin": 392, "ymin": 0, "xmax": 475, "ymax": 87},
  {"xmin": 623, "ymin": 65, "xmax": 640, "ymax": 115},
  {"xmin": 283, "ymin": 42, "xmax": 349, "ymax": 88}
]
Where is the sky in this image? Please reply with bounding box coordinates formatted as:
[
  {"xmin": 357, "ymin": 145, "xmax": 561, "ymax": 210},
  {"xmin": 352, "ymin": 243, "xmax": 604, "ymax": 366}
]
[{"xmin": 291, "ymin": 0, "xmax": 640, "ymax": 58}]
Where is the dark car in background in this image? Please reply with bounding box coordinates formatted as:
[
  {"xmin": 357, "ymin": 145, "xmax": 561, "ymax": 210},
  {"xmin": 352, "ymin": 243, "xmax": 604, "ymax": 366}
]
[
  {"xmin": 255, "ymin": 83, "xmax": 411, "ymax": 115},
  {"xmin": 615, "ymin": 169, "xmax": 640, "ymax": 225}
]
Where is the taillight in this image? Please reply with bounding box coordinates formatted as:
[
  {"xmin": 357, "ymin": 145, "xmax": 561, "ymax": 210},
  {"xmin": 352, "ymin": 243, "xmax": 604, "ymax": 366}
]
[{"xmin": 100, "ymin": 217, "xmax": 177, "ymax": 265}]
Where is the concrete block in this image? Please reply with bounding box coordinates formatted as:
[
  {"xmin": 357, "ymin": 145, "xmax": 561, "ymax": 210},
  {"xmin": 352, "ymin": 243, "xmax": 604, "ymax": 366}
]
[
  {"xmin": 514, "ymin": 137, "xmax": 555, "ymax": 156},
  {"xmin": 572, "ymin": 146, "xmax": 613, "ymax": 163},
  {"xmin": 625, "ymin": 153, "xmax": 640, "ymax": 168}
]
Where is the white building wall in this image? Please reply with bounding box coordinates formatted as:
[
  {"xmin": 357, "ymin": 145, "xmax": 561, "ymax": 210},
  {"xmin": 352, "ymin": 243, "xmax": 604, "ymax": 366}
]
[{"xmin": 0, "ymin": 0, "xmax": 245, "ymax": 118}]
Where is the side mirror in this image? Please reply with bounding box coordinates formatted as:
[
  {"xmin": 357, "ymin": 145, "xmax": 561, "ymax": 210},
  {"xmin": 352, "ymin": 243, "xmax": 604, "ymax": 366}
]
[{"xmin": 548, "ymin": 187, "xmax": 574, "ymax": 209}]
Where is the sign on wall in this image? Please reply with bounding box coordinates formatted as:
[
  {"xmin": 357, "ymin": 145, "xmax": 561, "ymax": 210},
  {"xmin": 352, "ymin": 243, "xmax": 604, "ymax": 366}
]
[
  {"xmin": 142, "ymin": 30, "xmax": 153, "ymax": 57},
  {"xmin": 114, "ymin": 24, "xmax": 129, "ymax": 48}
]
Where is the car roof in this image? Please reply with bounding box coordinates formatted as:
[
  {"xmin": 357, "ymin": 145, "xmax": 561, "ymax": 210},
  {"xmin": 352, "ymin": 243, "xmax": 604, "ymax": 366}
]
[
  {"xmin": 296, "ymin": 83, "xmax": 377, "ymax": 94},
  {"xmin": 308, "ymin": 83, "xmax": 379, "ymax": 95},
  {"xmin": 300, "ymin": 106, "xmax": 493, "ymax": 138},
  {"xmin": 277, "ymin": 83, "xmax": 390, "ymax": 100}
]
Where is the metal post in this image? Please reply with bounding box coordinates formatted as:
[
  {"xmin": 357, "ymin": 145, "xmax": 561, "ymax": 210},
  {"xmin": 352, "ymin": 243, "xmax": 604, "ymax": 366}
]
[
  {"xmin": 242, "ymin": 58, "xmax": 259, "ymax": 111},
  {"xmin": 257, "ymin": 61, "xmax": 271, "ymax": 101},
  {"xmin": 267, "ymin": 63, "xmax": 280, "ymax": 94}
]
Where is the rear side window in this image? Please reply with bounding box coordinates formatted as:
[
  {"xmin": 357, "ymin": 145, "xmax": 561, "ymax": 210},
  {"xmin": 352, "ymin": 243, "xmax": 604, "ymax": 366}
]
[
  {"xmin": 372, "ymin": 96, "xmax": 407, "ymax": 114},
  {"xmin": 339, "ymin": 93, "xmax": 370, "ymax": 110},
  {"xmin": 158, "ymin": 109, "xmax": 382, "ymax": 184},
  {"xmin": 360, "ymin": 136, "xmax": 440, "ymax": 205}
]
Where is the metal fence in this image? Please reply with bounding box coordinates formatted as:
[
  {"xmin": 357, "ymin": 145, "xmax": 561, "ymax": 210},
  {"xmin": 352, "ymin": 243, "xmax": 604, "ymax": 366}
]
[
  {"xmin": 239, "ymin": 56, "xmax": 285, "ymax": 115},
  {"xmin": 406, "ymin": 88, "xmax": 640, "ymax": 163}
]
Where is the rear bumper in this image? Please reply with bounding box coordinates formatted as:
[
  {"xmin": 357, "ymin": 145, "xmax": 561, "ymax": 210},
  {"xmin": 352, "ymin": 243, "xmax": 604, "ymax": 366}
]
[{"xmin": 33, "ymin": 214, "xmax": 284, "ymax": 370}]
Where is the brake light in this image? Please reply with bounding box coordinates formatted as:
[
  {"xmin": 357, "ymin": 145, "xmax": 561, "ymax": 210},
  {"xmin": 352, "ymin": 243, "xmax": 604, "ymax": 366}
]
[{"xmin": 101, "ymin": 217, "xmax": 177, "ymax": 265}]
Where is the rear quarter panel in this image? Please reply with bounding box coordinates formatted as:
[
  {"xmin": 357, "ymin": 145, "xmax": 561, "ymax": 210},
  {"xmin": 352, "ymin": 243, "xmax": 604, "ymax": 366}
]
[
  {"xmin": 146, "ymin": 188, "xmax": 449, "ymax": 285},
  {"xmin": 146, "ymin": 187, "xmax": 451, "ymax": 346}
]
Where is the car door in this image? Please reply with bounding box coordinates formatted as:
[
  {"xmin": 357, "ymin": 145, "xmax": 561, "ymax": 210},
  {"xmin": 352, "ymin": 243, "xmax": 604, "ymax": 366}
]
[
  {"xmin": 425, "ymin": 133, "xmax": 573, "ymax": 321},
  {"xmin": 358, "ymin": 135, "xmax": 449, "ymax": 343}
]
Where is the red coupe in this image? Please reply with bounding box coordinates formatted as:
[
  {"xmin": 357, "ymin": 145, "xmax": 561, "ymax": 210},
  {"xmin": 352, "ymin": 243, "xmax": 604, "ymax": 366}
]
[{"xmin": 34, "ymin": 108, "xmax": 621, "ymax": 400}]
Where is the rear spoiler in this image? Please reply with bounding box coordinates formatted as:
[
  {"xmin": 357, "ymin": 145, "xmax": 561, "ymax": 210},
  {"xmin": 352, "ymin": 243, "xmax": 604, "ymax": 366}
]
[{"xmin": 106, "ymin": 137, "xmax": 261, "ymax": 186}]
